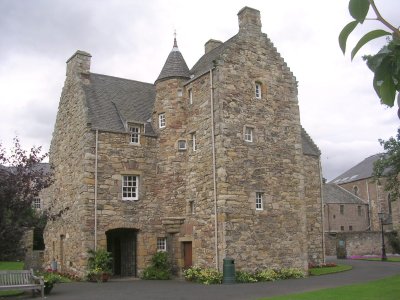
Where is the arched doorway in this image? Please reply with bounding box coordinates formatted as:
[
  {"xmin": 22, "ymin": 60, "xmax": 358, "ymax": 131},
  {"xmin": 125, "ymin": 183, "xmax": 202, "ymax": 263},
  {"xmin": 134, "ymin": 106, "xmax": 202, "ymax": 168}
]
[{"xmin": 106, "ymin": 228, "xmax": 137, "ymax": 277}]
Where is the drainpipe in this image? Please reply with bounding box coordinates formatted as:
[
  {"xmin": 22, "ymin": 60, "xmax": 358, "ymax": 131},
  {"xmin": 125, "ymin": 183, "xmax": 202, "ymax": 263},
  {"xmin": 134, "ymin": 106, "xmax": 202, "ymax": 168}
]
[
  {"xmin": 210, "ymin": 68, "xmax": 219, "ymax": 271},
  {"xmin": 318, "ymin": 160, "xmax": 325, "ymax": 263},
  {"xmin": 94, "ymin": 129, "xmax": 99, "ymax": 251}
]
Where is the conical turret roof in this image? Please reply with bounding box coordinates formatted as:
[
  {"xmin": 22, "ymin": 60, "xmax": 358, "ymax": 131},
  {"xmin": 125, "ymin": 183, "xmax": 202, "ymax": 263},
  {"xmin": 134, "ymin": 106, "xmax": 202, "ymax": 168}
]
[{"xmin": 156, "ymin": 37, "xmax": 190, "ymax": 83}]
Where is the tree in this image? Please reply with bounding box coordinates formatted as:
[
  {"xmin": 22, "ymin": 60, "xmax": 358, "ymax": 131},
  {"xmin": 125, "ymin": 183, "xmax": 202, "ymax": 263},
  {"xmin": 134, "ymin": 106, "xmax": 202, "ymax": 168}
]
[
  {"xmin": 373, "ymin": 128, "xmax": 400, "ymax": 200},
  {"xmin": 339, "ymin": 0, "xmax": 400, "ymax": 108},
  {"xmin": 0, "ymin": 138, "xmax": 51, "ymax": 260}
]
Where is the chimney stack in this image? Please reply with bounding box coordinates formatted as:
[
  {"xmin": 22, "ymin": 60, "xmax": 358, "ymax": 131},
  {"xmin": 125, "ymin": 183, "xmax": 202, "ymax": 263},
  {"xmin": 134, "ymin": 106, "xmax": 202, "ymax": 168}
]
[
  {"xmin": 237, "ymin": 7, "xmax": 262, "ymax": 35},
  {"xmin": 66, "ymin": 50, "xmax": 92, "ymax": 79},
  {"xmin": 204, "ymin": 39, "xmax": 223, "ymax": 54}
]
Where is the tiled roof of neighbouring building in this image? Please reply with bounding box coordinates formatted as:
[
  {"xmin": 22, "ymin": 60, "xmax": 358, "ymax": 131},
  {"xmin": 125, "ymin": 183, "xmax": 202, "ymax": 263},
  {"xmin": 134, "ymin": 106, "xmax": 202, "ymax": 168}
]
[{"xmin": 323, "ymin": 183, "xmax": 367, "ymax": 204}]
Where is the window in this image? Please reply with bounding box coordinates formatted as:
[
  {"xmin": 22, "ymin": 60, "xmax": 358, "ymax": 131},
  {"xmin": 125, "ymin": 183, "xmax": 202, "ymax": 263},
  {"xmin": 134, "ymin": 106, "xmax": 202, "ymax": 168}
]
[
  {"xmin": 33, "ymin": 197, "xmax": 41, "ymax": 209},
  {"xmin": 178, "ymin": 140, "xmax": 187, "ymax": 150},
  {"xmin": 122, "ymin": 175, "xmax": 139, "ymax": 200},
  {"xmin": 340, "ymin": 226, "xmax": 344, "ymax": 231},
  {"xmin": 188, "ymin": 89, "xmax": 193, "ymax": 104},
  {"xmin": 255, "ymin": 82, "xmax": 262, "ymax": 99},
  {"xmin": 353, "ymin": 186, "xmax": 358, "ymax": 196},
  {"xmin": 191, "ymin": 133, "xmax": 197, "ymax": 151},
  {"xmin": 189, "ymin": 201, "xmax": 195, "ymax": 214},
  {"xmin": 129, "ymin": 125, "xmax": 140, "ymax": 144},
  {"xmin": 157, "ymin": 237, "xmax": 167, "ymax": 252},
  {"xmin": 244, "ymin": 127, "xmax": 253, "ymax": 142},
  {"xmin": 159, "ymin": 113, "xmax": 166, "ymax": 128},
  {"xmin": 357, "ymin": 205, "xmax": 362, "ymax": 216},
  {"xmin": 255, "ymin": 192, "xmax": 263, "ymax": 210},
  {"xmin": 340, "ymin": 205, "xmax": 344, "ymax": 215},
  {"xmin": 349, "ymin": 225, "xmax": 353, "ymax": 231}
]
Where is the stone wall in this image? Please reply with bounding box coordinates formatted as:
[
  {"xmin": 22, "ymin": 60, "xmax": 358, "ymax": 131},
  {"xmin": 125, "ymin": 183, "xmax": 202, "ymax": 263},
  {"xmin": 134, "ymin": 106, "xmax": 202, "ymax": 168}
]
[
  {"xmin": 325, "ymin": 232, "xmax": 393, "ymax": 257},
  {"xmin": 324, "ymin": 203, "xmax": 369, "ymax": 232}
]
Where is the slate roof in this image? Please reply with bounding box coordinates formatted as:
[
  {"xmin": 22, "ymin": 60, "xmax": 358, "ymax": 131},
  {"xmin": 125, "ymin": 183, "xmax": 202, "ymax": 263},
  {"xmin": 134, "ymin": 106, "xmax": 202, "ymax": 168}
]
[
  {"xmin": 329, "ymin": 154, "xmax": 383, "ymax": 184},
  {"xmin": 323, "ymin": 183, "xmax": 367, "ymax": 204},
  {"xmin": 83, "ymin": 73, "xmax": 156, "ymax": 135},
  {"xmin": 156, "ymin": 40, "xmax": 190, "ymax": 83}
]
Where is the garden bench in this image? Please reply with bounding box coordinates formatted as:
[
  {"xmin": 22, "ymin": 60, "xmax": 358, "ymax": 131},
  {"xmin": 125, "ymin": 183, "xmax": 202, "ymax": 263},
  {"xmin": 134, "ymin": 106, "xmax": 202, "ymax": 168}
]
[{"xmin": 0, "ymin": 269, "xmax": 44, "ymax": 298}]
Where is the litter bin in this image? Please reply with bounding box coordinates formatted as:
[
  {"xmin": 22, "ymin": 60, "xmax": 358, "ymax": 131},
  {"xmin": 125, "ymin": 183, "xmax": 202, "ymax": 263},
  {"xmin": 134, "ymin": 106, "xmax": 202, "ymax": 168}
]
[{"xmin": 222, "ymin": 258, "xmax": 235, "ymax": 284}]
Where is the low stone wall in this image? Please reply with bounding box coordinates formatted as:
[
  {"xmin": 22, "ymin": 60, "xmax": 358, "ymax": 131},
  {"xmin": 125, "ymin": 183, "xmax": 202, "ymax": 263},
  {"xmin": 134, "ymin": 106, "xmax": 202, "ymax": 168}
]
[{"xmin": 325, "ymin": 231, "xmax": 393, "ymax": 257}]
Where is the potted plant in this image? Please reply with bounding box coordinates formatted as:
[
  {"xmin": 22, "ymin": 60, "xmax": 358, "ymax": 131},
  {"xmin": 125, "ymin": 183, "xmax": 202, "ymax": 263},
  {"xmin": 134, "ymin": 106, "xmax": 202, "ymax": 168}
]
[
  {"xmin": 87, "ymin": 249, "xmax": 113, "ymax": 282},
  {"xmin": 40, "ymin": 272, "xmax": 62, "ymax": 295}
]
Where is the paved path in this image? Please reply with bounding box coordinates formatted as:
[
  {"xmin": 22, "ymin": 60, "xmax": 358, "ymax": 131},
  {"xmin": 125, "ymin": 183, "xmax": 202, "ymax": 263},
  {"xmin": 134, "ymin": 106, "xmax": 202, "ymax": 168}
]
[{"xmin": 3, "ymin": 258, "xmax": 400, "ymax": 300}]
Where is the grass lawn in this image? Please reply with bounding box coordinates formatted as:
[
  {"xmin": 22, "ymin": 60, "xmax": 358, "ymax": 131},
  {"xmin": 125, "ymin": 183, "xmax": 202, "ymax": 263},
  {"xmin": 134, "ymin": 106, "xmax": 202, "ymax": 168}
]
[
  {"xmin": 0, "ymin": 261, "xmax": 25, "ymax": 297},
  {"xmin": 260, "ymin": 275, "xmax": 400, "ymax": 300},
  {"xmin": 309, "ymin": 265, "xmax": 352, "ymax": 276},
  {"xmin": 359, "ymin": 257, "xmax": 400, "ymax": 262}
]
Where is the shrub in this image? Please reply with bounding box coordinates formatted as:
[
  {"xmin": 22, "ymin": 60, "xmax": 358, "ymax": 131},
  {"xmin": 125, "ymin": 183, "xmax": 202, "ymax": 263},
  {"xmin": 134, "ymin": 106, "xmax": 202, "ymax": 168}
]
[
  {"xmin": 183, "ymin": 266, "xmax": 222, "ymax": 284},
  {"xmin": 388, "ymin": 231, "xmax": 400, "ymax": 254},
  {"xmin": 255, "ymin": 269, "xmax": 279, "ymax": 282},
  {"xmin": 236, "ymin": 270, "xmax": 258, "ymax": 283},
  {"xmin": 141, "ymin": 252, "xmax": 171, "ymax": 280},
  {"xmin": 87, "ymin": 249, "xmax": 112, "ymax": 274},
  {"xmin": 277, "ymin": 267, "xmax": 305, "ymax": 279}
]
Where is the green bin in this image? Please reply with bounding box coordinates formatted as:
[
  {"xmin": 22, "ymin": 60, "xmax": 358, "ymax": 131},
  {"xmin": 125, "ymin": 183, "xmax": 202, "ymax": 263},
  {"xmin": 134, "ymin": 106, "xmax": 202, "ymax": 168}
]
[{"xmin": 222, "ymin": 258, "xmax": 235, "ymax": 284}]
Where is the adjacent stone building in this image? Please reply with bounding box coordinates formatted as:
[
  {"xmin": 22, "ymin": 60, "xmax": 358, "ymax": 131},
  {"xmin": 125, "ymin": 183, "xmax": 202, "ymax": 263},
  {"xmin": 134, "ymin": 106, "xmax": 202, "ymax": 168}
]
[
  {"xmin": 331, "ymin": 154, "xmax": 399, "ymax": 232},
  {"xmin": 44, "ymin": 7, "xmax": 324, "ymax": 277},
  {"xmin": 323, "ymin": 183, "xmax": 369, "ymax": 232}
]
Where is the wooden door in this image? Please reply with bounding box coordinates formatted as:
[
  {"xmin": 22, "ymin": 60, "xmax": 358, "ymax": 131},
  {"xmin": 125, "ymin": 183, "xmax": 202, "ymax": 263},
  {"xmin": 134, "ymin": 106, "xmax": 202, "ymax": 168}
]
[
  {"xmin": 121, "ymin": 234, "xmax": 136, "ymax": 276},
  {"xmin": 183, "ymin": 242, "xmax": 192, "ymax": 269}
]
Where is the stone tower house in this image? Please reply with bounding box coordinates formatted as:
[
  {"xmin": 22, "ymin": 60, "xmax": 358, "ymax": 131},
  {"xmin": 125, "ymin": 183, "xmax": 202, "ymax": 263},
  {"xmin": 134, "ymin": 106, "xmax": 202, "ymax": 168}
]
[{"xmin": 44, "ymin": 7, "xmax": 324, "ymax": 277}]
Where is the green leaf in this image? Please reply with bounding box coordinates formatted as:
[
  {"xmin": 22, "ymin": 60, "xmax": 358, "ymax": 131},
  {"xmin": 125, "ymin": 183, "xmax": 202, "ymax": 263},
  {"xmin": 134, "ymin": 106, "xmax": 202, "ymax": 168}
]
[
  {"xmin": 351, "ymin": 30, "xmax": 391, "ymax": 60},
  {"xmin": 380, "ymin": 74, "xmax": 396, "ymax": 106},
  {"xmin": 349, "ymin": 0, "xmax": 370, "ymax": 23},
  {"xmin": 339, "ymin": 21, "xmax": 359, "ymax": 54}
]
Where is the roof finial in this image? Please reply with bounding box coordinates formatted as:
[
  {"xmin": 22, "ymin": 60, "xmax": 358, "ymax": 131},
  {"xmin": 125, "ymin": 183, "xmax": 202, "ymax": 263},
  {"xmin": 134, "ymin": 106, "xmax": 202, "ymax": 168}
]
[{"xmin": 173, "ymin": 30, "xmax": 178, "ymax": 51}]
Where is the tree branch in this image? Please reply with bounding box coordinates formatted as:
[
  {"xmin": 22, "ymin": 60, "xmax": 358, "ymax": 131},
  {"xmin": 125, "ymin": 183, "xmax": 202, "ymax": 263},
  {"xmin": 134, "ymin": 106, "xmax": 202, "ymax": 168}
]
[{"xmin": 369, "ymin": 0, "xmax": 400, "ymax": 39}]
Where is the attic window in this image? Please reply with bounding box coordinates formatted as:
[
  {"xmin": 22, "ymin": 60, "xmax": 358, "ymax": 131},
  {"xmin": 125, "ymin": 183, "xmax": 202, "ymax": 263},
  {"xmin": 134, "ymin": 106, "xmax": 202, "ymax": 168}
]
[{"xmin": 188, "ymin": 89, "xmax": 193, "ymax": 104}]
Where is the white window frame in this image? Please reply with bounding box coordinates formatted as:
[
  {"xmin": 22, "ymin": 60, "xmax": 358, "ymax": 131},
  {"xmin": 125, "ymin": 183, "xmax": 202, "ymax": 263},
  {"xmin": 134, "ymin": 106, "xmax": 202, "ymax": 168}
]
[
  {"xmin": 33, "ymin": 197, "xmax": 41, "ymax": 209},
  {"xmin": 157, "ymin": 237, "xmax": 167, "ymax": 252},
  {"xmin": 188, "ymin": 89, "xmax": 193, "ymax": 104},
  {"xmin": 178, "ymin": 140, "xmax": 187, "ymax": 150},
  {"xmin": 122, "ymin": 175, "xmax": 139, "ymax": 201},
  {"xmin": 129, "ymin": 125, "xmax": 140, "ymax": 144},
  {"xmin": 255, "ymin": 192, "xmax": 263, "ymax": 210},
  {"xmin": 255, "ymin": 82, "xmax": 262, "ymax": 99},
  {"xmin": 244, "ymin": 127, "xmax": 253, "ymax": 142},
  {"xmin": 192, "ymin": 133, "xmax": 197, "ymax": 151},
  {"xmin": 159, "ymin": 113, "xmax": 166, "ymax": 128}
]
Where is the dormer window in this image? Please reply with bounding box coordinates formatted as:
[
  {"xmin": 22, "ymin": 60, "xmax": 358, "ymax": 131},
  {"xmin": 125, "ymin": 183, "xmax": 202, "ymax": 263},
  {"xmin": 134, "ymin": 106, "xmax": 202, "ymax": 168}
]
[
  {"xmin": 255, "ymin": 82, "xmax": 262, "ymax": 99},
  {"xmin": 159, "ymin": 113, "xmax": 166, "ymax": 128},
  {"xmin": 129, "ymin": 125, "xmax": 140, "ymax": 144}
]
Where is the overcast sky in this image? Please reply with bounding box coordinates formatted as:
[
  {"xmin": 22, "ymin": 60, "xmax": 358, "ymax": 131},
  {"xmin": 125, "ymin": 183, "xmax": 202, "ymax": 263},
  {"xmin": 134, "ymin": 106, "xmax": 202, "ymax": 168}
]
[{"xmin": 0, "ymin": 0, "xmax": 398, "ymax": 180}]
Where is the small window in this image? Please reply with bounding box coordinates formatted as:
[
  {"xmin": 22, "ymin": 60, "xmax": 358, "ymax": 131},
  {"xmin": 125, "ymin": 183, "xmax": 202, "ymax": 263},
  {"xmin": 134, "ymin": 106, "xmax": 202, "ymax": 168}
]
[
  {"xmin": 357, "ymin": 206, "xmax": 362, "ymax": 216},
  {"xmin": 340, "ymin": 205, "xmax": 344, "ymax": 215},
  {"xmin": 353, "ymin": 186, "xmax": 358, "ymax": 196},
  {"xmin": 349, "ymin": 225, "xmax": 353, "ymax": 231},
  {"xmin": 159, "ymin": 113, "xmax": 166, "ymax": 128},
  {"xmin": 122, "ymin": 175, "xmax": 139, "ymax": 200},
  {"xmin": 189, "ymin": 201, "xmax": 195, "ymax": 214},
  {"xmin": 255, "ymin": 192, "xmax": 263, "ymax": 210},
  {"xmin": 191, "ymin": 133, "xmax": 197, "ymax": 151},
  {"xmin": 244, "ymin": 127, "xmax": 253, "ymax": 142},
  {"xmin": 33, "ymin": 197, "xmax": 41, "ymax": 209},
  {"xmin": 157, "ymin": 237, "xmax": 167, "ymax": 252},
  {"xmin": 340, "ymin": 226, "xmax": 344, "ymax": 231},
  {"xmin": 255, "ymin": 82, "xmax": 262, "ymax": 99},
  {"xmin": 178, "ymin": 140, "xmax": 187, "ymax": 150},
  {"xmin": 129, "ymin": 125, "xmax": 140, "ymax": 144},
  {"xmin": 177, "ymin": 89, "xmax": 183, "ymax": 97},
  {"xmin": 188, "ymin": 89, "xmax": 193, "ymax": 104}
]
